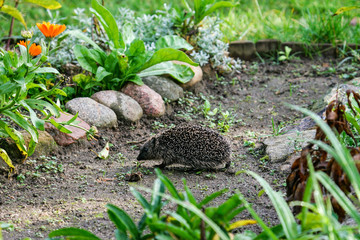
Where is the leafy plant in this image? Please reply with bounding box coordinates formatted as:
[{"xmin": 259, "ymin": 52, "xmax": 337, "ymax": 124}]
[
  {"xmin": 68, "ymin": 0, "xmax": 198, "ymax": 93},
  {"xmin": 278, "ymin": 46, "xmax": 293, "ymax": 62},
  {"xmin": 48, "ymin": 168, "xmax": 255, "ymax": 239},
  {"xmin": 0, "ymin": 23, "xmax": 87, "ymax": 173}
]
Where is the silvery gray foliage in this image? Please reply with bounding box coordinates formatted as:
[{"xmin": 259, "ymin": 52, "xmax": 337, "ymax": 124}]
[{"xmin": 192, "ymin": 17, "xmax": 242, "ymax": 72}]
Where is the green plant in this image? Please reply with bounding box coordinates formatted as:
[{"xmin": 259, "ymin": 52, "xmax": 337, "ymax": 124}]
[
  {"xmin": 171, "ymin": 0, "xmax": 235, "ymax": 39},
  {"xmin": 48, "ymin": 168, "xmax": 255, "ymax": 239},
  {"xmin": 278, "ymin": 46, "xmax": 293, "ymax": 62},
  {"xmin": 68, "ymin": 0, "xmax": 198, "ymax": 94},
  {"xmin": 0, "ymin": 222, "xmax": 14, "ymax": 240}
]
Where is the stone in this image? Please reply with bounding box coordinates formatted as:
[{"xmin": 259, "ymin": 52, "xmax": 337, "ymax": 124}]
[
  {"xmin": 142, "ymin": 76, "xmax": 184, "ymax": 101},
  {"xmin": 324, "ymin": 80, "xmax": 360, "ymax": 104},
  {"xmin": 45, "ymin": 112, "xmax": 91, "ymax": 146},
  {"xmin": 91, "ymin": 90, "xmax": 143, "ymax": 122},
  {"xmin": 229, "ymin": 40, "xmax": 256, "ymax": 60},
  {"xmin": 255, "ymin": 39, "xmax": 280, "ymax": 55},
  {"xmin": 264, "ymin": 130, "xmax": 316, "ymax": 163},
  {"xmin": 0, "ymin": 130, "xmax": 57, "ymax": 164},
  {"xmin": 172, "ymin": 60, "xmax": 203, "ymax": 89},
  {"xmin": 65, "ymin": 97, "xmax": 118, "ymax": 128},
  {"xmin": 311, "ymin": 43, "xmax": 336, "ymax": 57},
  {"xmin": 121, "ymin": 83, "xmax": 166, "ymax": 117}
]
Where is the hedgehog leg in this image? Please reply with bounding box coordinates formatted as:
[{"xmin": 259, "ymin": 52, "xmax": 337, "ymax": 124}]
[
  {"xmin": 154, "ymin": 161, "xmax": 167, "ymax": 169},
  {"xmin": 225, "ymin": 161, "xmax": 231, "ymax": 168}
]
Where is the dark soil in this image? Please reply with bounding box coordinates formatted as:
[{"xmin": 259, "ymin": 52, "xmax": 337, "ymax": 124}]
[{"xmin": 1, "ymin": 57, "xmax": 357, "ymax": 239}]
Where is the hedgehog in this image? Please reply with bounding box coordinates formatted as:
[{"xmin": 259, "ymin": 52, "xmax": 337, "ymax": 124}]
[{"xmin": 137, "ymin": 124, "xmax": 231, "ymax": 169}]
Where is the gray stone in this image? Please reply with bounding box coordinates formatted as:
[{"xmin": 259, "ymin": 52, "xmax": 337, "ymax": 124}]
[
  {"xmin": 229, "ymin": 40, "xmax": 256, "ymax": 60},
  {"xmin": 91, "ymin": 90, "xmax": 143, "ymax": 122},
  {"xmin": 142, "ymin": 76, "xmax": 184, "ymax": 101},
  {"xmin": 264, "ymin": 130, "xmax": 316, "ymax": 163},
  {"xmin": 66, "ymin": 97, "xmax": 118, "ymax": 128},
  {"xmin": 256, "ymin": 39, "xmax": 280, "ymax": 55}
]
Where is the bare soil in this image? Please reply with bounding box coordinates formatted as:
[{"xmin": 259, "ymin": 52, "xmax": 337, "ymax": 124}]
[{"xmin": 1, "ymin": 57, "xmax": 357, "ymax": 239}]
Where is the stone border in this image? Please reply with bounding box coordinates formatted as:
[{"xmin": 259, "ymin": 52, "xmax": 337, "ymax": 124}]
[{"xmin": 229, "ymin": 39, "xmax": 360, "ymax": 60}]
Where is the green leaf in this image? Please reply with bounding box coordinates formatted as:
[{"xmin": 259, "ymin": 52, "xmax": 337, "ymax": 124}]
[
  {"xmin": 73, "ymin": 45, "xmax": 98, "ymax": 73},
  {"xmin": 130, "ymin": 187, "xmax": 151, "ymax": 210},
  {"xmin": 0, "ymin": 121, "xmax": 28, "ymax": 158},
  {"xmin": 246, "ymin": 170, "xmax": 298, "ymax": 239},
  {"xmin": 155, "ymin": 168, "xmax": 183, "ymax": 200},
  {"xmin": 127, "ymin": 39, "xmax": 145, "ymax": 56},
  {"xmin": 198, "ymin": 188, "xmax": 228, "ymax": 207},
  {"xmin": 32, "ymin": 67, "xmax": 59, "ymax": 74},
  {"xmin": 19, "ymin": 100, "xmax": 45, "ymax": 131},
  {"xmin": 155, "ymin": 36, "xmax": 193, "ymax": 50},
  {"xmin": 49, "ymin": 119, "xmax": 72, "ymax": 134},
  {"xmin": 23, "ymin": 0, "xmax": 61, "ymax": 9},
  {"xmin": 2, "ymin": 110, "xmax": 38, "ymax": 143},
  {"xmin": 183, "ymin": 179, "xmax": 198, "ymax": 205},
  {"xmin": 138, "ymin": 61, "xmax": 194, "ymax": 84},
  {"xmin": 0, "ymin": 5, "xmax": 27, "ymax": 28},
  {"xmin": 91, "ymin": 0, "xmax": 124, "ymax": 49},
  {"xmin": 48, "ymin": 227, "xmax": 101, "ymax": 240},
  {"xmin": 66, "ymin": 30, "xmax": 102, "ymax": 51},
  {"xmin": 316, "ymin": 171, "xmax": 360, "ymax": 224},
  {"xmin": 139, "ymin": 48, "xmax": 198, "ymax": 72},
  {"xmin": 106, "ymin": 204, "xmax": 140, "ymax": 239},
  {"xmin": 95, "ymin": 66, "xmax": 112, "ymax": 82}
]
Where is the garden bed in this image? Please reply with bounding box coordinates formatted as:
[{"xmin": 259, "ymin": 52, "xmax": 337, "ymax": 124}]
[{"xmin": 1, "ymin": 56, "xmax": 357, "ymax": 239}]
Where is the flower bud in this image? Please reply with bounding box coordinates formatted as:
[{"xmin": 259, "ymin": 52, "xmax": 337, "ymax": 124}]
[{"xmin": 21, "ymin": 30, "xmax": 33, "ymax": 39}]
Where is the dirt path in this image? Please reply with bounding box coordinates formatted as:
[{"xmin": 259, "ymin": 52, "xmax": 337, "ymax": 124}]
[{"xmin": 1, "ymin": 57, "xmax": 354, "ymax": 239}]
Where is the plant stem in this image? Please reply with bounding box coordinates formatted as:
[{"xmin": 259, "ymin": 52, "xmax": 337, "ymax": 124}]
[{"xmin": 6, "ymin": 0, "xmax": 19, "ymax": 51}]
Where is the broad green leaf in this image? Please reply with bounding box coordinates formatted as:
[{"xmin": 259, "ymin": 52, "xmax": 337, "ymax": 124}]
[
  {"xmin": 151, "ymin": 178, "xmax": 165, "ymax": 212},
  {"xmin": 106, "ymin": 204, "xmax": 140, "ymax": 239},
  {"xmin": 0, "ymin": 148, "xmax": 15, "ymax": 172},
  {"xmin": 95, "ymin": 66, "xmax": 112, "ymax": 82},
  {"xmin": 23, "ymin": 0, "xmax": 61, "ymax": 9},
  {"xmin": 27, "ymin": 137, "xmax": 37, "ymax": 156},
  {"xmin": 91, "ymin": 0, "xmax": 124, "ymax": 49},
  {"xmin": 155, "ymin": 168, "xmax": 183, "ymax": 200},
  {"xmin": 0, "ymin": 81, "xmax": 17, "ymax": 95},
  {"xmin": 127, "ymin": 39, "xmax": 145, "ymax": 57},
  {"xmin": 32, "ymin": 67, "xmax": 59, "ymax": 74},
  {"xmin": 155, "ymin": 35, "xmax": 194, "ymax": 50},
  {"xmin": 104, "ymin": 51, "xmax": 119, "ymax": 74},
  {"xmin": 48, "ymin": 227, "xmax": 101, "ymax": 240},
  {"xmin": 138, "ymin": 61, "xmax": 194, "ymax": 84},
  {"xmin": 127, "ymin": 75, "xmax": 143, "ymax": 86},
  {"xmin": 89, "ymin": 49, "xmax": 106, "ymax": 66},
  {"xmin": 182, "ymin": 179, "xmax": 197, "ymax": 205},
  {"xmin": 149, "ymin": 222, "xmax": 195, "ymax": 239},
  {"xmin": 139, "ymin": 48, "xmax": 198, "ymax": 72},
  {"xmin": 66, "ymin": 30, "xmax": 102, "ymax": 51},
  {"xmin": 73, "ymin": 45, "xmax": 98, "ymax": 73},
  {"xmin": 0, "ymin": 5, "xmax": 27, "ymax": 28}
]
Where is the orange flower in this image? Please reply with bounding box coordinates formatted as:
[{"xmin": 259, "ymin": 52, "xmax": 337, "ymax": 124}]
[
  {"xmin": 29, "ymin": 43, "xmax": 42, "ymax": 56},
  {"xmin": 36, "ymin": 22, "xmax": 66, "ymax": 38},
  {"xmin": 18, "ymin": 41, "xmax": 42, "ymax": 56},
  {"xmin": 18, "ymin": 40, "xmax": 30, "ymax": 47}
]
